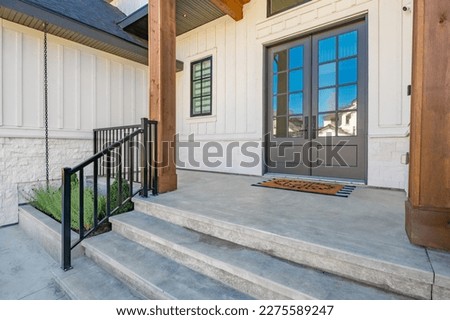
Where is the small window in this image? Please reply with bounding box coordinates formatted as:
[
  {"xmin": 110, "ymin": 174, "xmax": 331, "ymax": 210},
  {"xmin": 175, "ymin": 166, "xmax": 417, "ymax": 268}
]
[
  {"xmin": 268, "ymin": 0, "xmax": 311, "ymax": 16},
  {"xmin": 191, "ymin": 57, "xmax": 212, "ymax": 117}
]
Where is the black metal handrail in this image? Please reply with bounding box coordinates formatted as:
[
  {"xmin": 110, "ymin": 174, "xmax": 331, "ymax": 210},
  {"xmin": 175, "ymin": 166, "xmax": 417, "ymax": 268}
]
[
  {"xmin": 61, "ymin": 118, "xmax": 157, "ymax": 270},
  {"xmin": 94, "ymin": 123, "xmax": 142, "ymax": 182}
]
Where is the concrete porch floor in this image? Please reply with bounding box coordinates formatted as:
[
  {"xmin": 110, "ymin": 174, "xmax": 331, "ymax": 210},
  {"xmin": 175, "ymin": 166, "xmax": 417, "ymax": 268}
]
[{"xmin": 143, "ymin": 170, "xmax": 450, "ymax": 297}]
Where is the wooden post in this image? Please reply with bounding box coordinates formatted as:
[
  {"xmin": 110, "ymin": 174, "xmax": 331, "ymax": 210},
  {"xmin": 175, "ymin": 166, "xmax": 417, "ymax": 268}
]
[
  {"xmin": 148, "ymin": 0, "xmax": 177, "ymax": 193},
  {"xmin": 406, "ymin": 0, "xmax": 450, "ymax": 250}
]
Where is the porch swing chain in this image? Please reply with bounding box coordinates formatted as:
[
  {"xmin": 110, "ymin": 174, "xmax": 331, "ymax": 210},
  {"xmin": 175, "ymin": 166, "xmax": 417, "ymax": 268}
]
[{"xmin": 44, "ymin": 23, "xmax": 49, "ymax": 189}]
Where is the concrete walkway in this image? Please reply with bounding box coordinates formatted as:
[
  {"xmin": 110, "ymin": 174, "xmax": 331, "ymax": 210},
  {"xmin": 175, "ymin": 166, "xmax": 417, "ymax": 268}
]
[{"xmin": 0, "ymin": 225, "xmax": 67, "ymax": 300}]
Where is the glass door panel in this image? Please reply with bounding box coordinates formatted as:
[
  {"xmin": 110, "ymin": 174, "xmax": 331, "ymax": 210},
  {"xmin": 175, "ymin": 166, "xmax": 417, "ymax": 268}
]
[
  {"xmin": 267, "ymin": 20, "xmax": 367, "ymax": 181},
  {"xmin": 311, "ymin": 21, "xmax": 367, "ymax": 180}
]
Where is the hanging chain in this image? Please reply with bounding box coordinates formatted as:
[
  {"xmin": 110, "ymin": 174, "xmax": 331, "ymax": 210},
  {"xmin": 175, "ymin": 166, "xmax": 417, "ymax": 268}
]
[{"xmin": 44, "ymin": 23, "xmax": 50, "ymax": 190}]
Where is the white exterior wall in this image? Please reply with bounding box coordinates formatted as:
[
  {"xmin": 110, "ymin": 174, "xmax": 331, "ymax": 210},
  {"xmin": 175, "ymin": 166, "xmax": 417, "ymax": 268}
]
[
  {"xmin": 0, "ymin": 19, "xmax": 148, "ymax": 226},
  {"xmin": 175, "ymin": 0, "xmax": 412, "ymax": 189}
]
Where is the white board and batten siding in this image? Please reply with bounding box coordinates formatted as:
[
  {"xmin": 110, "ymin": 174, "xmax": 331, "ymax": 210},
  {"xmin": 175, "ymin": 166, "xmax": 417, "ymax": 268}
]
[
  {"xmin": 175, "ymin": 0, "xmax": 413, "ymax": 189},
  {"xmin": 0, "ymin": 19, "xmax": 148, "ymax": 226},
  {"xmin": 0, "ymin": 19, "xmax": 148, "ymax": 139}
]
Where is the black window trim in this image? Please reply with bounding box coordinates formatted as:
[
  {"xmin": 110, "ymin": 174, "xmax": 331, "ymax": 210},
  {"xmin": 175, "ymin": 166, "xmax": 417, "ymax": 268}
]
[
  {"xmin": 267, "ymin": 0, "xmax": 312, "ymax": 17},
  {"xmin": 190, "ymin": 56, "xmax": 213, "ymax": 117}
]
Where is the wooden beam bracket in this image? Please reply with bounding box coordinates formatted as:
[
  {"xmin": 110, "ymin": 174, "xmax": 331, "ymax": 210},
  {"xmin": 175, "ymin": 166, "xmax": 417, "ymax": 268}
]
[{"xmin": 210, "ymin": 0, "xmax": 247, "ymax": 21}]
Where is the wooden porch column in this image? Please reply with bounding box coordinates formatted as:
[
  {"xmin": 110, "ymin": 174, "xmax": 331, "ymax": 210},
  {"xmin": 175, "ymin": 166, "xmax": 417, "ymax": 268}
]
[
  {"xmin": 405, "ymin": 0, "xmax": 450, "ymax": 250},
  {"xmin": 148, "ymin": 0, "xmax": 177, "ymax": 193}
]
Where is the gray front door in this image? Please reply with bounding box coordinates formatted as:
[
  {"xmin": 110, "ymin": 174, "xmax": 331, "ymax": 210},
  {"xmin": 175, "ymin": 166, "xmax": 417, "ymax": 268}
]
[{"xmin": 267, "ymin": 20, "xmax": 367, "ymax": 181}]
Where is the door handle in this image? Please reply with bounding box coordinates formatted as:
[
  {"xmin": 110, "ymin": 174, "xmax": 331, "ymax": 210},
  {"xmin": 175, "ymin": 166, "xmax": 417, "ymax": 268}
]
[
  {"xmin": 304, "ymin": 116, "xmax": 309, "ymax": 140},
  {"xmin": 312, "ymin": 116, "xmax": 317, "ymax": 139}
]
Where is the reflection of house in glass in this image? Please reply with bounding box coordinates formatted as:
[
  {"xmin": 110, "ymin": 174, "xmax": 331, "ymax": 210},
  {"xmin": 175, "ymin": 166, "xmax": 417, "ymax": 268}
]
[
  {"xmin": 273, "ymin": 114, "xmax": 304, "ymax": 138},
  {"xmin": 318, "ymin": 99, "xmax": 357, "ymax": 137}
]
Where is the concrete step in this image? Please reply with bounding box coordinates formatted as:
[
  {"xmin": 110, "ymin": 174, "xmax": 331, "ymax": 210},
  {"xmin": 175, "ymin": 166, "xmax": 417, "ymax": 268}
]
[
  {"xmin": 110, "ymin": 211, "xmax": 407, "ymax": 300},
  {"xmin": 82, "ymin": 231, "xmax": 253, "ymax": 300},
  {"xmin": 53, "ymin": 256, "xmax": 144, "ymax": 300},
  {"xmin": 133, "ymin": 198, "xmax": 432, "ymax": 299}
]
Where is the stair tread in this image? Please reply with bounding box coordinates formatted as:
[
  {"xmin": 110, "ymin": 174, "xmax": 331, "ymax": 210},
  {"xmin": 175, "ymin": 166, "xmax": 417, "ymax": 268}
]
[
  {"xmin": 111, "ymin": 211, "xmax": 407, "ymax": 300},
  {"xmin": 82, "ymin": 231, "xmax": 252, "ymax": 300},
  {"xmin": 53, "ymin": 256, "xmax": 143, "ymax": 300}
]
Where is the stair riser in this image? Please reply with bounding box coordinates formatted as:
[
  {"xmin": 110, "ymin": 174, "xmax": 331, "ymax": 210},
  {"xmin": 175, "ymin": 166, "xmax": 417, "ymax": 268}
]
[
  {"xmin": 54, "ymin": 277, "xmax": 78, "ymax": 300},
  {"xmin": 134, "ymin": 200, "xmax": 431, "ymax": 299},
  {"xmin": 83, "ymin": 244, "xmax": 174, "ymax": 300},
  {"xmin": 112, "ymin": 219, "xmax": 311, "ymax": 300}
]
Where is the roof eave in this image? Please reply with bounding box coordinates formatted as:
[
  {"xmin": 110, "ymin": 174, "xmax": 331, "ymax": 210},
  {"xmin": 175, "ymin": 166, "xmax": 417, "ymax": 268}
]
[{"xmin": 0, "ymin": 0, "xmax": 149, "ymax": 65}]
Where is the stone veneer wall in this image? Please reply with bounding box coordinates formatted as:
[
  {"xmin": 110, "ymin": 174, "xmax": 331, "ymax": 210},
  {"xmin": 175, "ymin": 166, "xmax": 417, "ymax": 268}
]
[
  {"xmin": 0, "ymin": 137, "xmax": 92, "ymax": 226},
  {"xmin": 368, "ymin": 136, "xmax": 409, "ymax": 190}
]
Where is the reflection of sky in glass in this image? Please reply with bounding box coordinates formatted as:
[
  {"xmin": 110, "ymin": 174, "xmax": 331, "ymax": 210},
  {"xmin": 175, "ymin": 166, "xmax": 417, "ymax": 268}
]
[
  {"xmin": 273, "ymin": 95, "xmax": 287, "ymax": 116},
  {"xmin": 273, "ymin": 74, "xmax": 278, "ymax": 94},
  {"xmin": 289, "ymin": 69, "xmax": 303, "ymax": 92},
  {"xmin": 273, "ymin": 56, "xmax": 278, "ymax": 73},
  {"xmin": 319, "ymin": 37, "xmax": 336, "ymax": 63},
  {"xmin": 273, "ymin": 50, "xmax": 287, "ymax": 73},
  {"xmin": 339, "ymin": 31, "xmax": 357, "ymax": 58},
  {"xmin": 289, "ymin": 45, "xmax": 304, "ymax": 69},
  {"xmin": 289, "ymin": 93, "xmax": 303, "ymax": 115},
  {"xmin": 319, "ymin": 88, "xmax": 336, "ymax": 112},
  {"xmin": 338, "ymin": 85, "xmax": 357, "ymax": 110},
  {"xmin": 273, "ymin": 96, "xmax": 277, "ymax": 115},
  {"xmin": 338, "ymin": 58, "xmax": 357, "ymax": 84},
  {"xmin": 319, "ymin": 63, "xmax": 336, "ymax": 88}
]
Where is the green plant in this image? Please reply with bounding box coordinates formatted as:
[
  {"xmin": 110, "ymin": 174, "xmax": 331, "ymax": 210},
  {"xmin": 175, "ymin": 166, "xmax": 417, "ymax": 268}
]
[
  {"xmin": 31, "ymin": 178, "xmax": 107, "ymax": 231},
  {"xmin": 31, "ymin": 177, "xmax": 133, "ymax": 232},
  {"xmin": 110, "ymin": 179, "xmax": 134, "ymax": 214}
]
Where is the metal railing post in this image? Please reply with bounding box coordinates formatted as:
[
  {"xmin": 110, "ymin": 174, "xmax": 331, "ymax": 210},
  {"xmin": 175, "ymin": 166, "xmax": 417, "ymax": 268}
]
[
  {"xmin": 60, "ymin": 123, "xmax": 158, "ymax": 271},
  {"xmin": 93, "ymin": 130, "xmax": 98, "ymax": 154},
  {"xmin": 153, "ymin": 122, "xmax": 158, "ymax": 195},
  {"xmin": 61, "ymin": 167, "xmax": 72, "ymax": 271},
  {"xmin": 141, "ymin": 118, "xmax": 149, "ymax": 197}
]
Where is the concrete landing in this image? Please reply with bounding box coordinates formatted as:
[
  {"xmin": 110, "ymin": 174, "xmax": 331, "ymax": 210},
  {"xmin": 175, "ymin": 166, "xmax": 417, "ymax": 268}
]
[{"xmin": 132, "ymin": 170, "xmax": 449, "ymax": 299}]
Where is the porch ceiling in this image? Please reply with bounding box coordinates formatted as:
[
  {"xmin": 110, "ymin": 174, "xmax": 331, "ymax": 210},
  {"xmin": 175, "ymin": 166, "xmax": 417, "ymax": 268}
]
[
  {"xmin": 0, "ymin": 0, "xmax": 183, "ymax": 69},
  {"xmin": 119, "ymin": 0, "xmax": 227, "ymax": 39}
]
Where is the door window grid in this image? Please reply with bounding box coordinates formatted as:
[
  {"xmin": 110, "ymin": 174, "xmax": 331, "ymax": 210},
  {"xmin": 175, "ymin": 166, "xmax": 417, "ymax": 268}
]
[
  {"xmin": 317, "ymin": 31, "xmax": 358, "ymax": 137},
  {"xmin": 273, "ymin": 45, "xmax": 305, "ymax": 138}
]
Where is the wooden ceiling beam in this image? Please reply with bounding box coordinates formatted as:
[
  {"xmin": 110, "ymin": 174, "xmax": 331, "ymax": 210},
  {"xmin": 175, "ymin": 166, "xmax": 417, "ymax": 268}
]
[{"xmin": 210, "ymin": 0, "xmax": 247, "ymax": 21}]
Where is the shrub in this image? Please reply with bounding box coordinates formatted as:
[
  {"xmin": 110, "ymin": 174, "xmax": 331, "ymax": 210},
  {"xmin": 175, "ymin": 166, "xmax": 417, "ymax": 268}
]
[
  {"xmin": 32, "ymin": 178, "xmax": 107, "ymax": 231},
  {"xmin": 110, "ymin": 179, "xmax": 134, "ymax": 214},
  {"xmin": 31, "ymin": 177, "xmax": 134, "ymax": 231}
]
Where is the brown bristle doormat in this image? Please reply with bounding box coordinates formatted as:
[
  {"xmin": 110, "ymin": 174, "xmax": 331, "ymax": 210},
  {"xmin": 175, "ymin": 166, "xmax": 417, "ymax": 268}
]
[{"xmin": 252, "ymin": 178, "xmax": 356, "ymax": 197}]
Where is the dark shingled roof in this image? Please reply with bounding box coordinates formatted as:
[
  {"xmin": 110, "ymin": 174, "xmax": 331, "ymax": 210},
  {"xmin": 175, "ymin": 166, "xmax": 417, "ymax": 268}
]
[
  {"xmin": 0, "ymin": 0, "xmax": 149, "ymax": 63},
  {"xmin": 20, "ymin": 0, "xmax": 146, "ymax": 47}
]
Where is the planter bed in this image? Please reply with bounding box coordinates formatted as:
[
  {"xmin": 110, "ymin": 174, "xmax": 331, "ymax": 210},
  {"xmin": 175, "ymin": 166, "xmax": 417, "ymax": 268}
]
[{"xmin": 18, "ymin": 205, "xmax": 84, "ymax": 263}]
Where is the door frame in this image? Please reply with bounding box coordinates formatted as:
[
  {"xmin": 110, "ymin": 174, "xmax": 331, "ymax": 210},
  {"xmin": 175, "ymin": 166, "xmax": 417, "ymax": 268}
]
[{"xmin": 263, "ymin": 16, "xmax": 368, "ymax": 183}]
